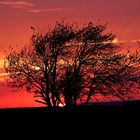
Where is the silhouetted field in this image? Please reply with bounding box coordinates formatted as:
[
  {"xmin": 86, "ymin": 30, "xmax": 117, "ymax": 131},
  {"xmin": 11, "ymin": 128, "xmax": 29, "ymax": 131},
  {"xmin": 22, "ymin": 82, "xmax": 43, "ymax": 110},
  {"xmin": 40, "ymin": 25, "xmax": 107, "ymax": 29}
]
[
  {"xmin": 0, "ymin": 100, "xmax": 140, "ymax": 115},
  {"xmin": 0, "ymin": 100, "xmax": 140, "ymax": 129}
]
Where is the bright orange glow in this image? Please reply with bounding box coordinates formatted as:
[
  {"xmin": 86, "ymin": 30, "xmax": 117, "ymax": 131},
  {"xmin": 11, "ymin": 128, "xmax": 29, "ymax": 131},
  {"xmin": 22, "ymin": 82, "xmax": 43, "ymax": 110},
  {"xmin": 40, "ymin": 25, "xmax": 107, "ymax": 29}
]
[
  {"xmin": 58, "ymin": 103, "xmax": 66, "ymax": 107},
  {"xmin": 0, "ymin": 59, "xmax": 4, "ymax": 69},
  {"xmin": 58, "ymin": 60, "xmax": 65, "ymax": 65},
  {"xmin": 0, "ymin": 71, "xmax": 8, "ymax": 82},
  {"xmin": 0, "ymin": 73, "xmax": 8, "ymax": 77},
  {"xmin": 112, "ymin": 38, "xmax": 118, "ymax": 44}
]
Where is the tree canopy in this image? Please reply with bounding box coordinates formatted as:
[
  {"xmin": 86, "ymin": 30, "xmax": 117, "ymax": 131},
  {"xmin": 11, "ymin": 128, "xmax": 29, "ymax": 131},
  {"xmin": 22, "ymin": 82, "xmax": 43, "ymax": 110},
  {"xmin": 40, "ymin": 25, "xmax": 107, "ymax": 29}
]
[{"xmin": 4, "ymin": 21, "xmax": 140, "ymax": 107}]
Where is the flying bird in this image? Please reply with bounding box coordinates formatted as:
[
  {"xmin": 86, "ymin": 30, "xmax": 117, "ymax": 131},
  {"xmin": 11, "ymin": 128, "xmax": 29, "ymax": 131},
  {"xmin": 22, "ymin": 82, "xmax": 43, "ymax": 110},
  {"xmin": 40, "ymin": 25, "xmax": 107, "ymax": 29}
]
[
  {"xmin": 30, "ymin": 26, "xmax": 35, "ymax": 30},
  {"xmin": 30, "ymin": 26, "xmax": 35, "ymax": 35}
]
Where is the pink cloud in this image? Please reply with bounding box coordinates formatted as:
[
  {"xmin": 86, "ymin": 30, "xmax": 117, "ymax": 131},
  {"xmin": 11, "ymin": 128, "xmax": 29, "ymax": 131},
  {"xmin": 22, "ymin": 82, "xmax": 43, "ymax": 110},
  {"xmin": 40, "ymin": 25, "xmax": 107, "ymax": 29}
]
[
  {"xmin": 0, "ymin": 1, "xmax": 64, "ymax": 13},
  {"xmin": 28, "ymin": 8, "xmax": 64, "ymax": 13},
  {"xmin": 0, "ymin": 1, "xmax": 35, "ymax": 8}
]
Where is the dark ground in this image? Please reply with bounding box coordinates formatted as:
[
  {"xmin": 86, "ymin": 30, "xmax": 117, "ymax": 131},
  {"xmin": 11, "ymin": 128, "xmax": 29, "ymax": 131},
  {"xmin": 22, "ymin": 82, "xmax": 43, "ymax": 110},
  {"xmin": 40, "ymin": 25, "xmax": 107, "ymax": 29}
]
[
  {"xmin": 0, "ymin": 100, "xmax": 140, "ymax": 118},
  {"xmin": 0, "ymin": 100, "xmax": 140, "ymax": 136}
]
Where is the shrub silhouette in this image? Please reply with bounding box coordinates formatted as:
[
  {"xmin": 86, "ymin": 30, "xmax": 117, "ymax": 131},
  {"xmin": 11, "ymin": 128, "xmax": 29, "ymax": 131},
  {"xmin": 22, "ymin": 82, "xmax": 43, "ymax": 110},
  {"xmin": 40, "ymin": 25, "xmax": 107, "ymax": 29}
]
[{"xmin": 4, "ymin": 21, "xmax": 140, "ymax": 107}]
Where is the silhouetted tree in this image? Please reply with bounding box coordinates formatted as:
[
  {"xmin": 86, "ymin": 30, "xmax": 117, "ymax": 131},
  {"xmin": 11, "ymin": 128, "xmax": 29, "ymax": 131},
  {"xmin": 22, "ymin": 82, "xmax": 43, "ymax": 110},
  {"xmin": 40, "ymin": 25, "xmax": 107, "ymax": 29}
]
[{"xmin": 4, "ymin": 21, "xmax": 140, "ymax": 107}]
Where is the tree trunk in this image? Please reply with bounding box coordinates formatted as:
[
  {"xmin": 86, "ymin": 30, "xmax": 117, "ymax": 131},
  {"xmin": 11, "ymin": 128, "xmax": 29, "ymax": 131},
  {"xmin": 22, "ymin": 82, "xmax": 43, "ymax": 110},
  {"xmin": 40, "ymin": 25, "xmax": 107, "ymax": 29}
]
[{"xmin": 85, "ymin": 94, "xmax": 92, "ymax": 106}]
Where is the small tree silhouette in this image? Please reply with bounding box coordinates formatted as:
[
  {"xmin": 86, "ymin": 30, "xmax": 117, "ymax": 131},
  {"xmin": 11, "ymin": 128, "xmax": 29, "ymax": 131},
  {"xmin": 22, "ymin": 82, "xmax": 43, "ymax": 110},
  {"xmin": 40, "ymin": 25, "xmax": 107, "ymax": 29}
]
[{"xmin": 4, "ymin": 21, "xmax": 140, "ymax": 107}]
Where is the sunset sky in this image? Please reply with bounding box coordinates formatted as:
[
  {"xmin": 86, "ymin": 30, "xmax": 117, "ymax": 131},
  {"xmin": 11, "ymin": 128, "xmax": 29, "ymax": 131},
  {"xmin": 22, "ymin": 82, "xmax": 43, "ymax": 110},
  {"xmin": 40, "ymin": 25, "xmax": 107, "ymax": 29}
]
[{"xmin": 0, "ymin": 0, "xmax": 140, "ymax": 108}]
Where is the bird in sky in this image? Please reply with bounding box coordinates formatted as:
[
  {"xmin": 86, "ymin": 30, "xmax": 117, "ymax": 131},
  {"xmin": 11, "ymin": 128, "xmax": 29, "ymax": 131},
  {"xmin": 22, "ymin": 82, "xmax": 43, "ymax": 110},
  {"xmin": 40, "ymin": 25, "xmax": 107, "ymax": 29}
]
[{"xmin": 30, "ymin": 26, "xmax": 35, "ymax": 30}]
